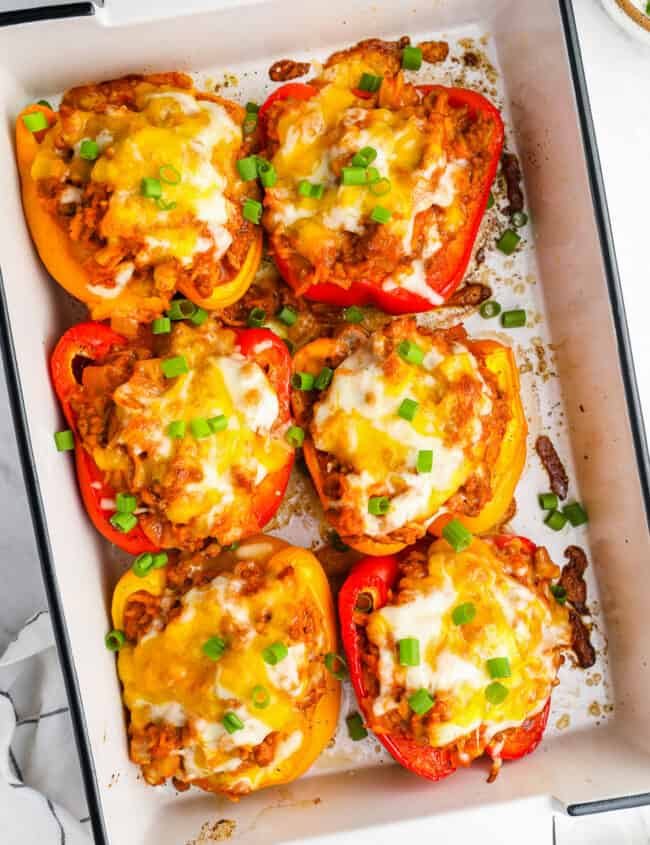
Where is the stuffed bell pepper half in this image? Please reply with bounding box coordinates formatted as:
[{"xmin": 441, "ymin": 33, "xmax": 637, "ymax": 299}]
[
  {"xmin": 258, "ymin": 38, "xmax": 503, "ymax": 313},
  {"xmin": 50, "ymin": 314, "xmax": 294, "ymax": 553},
  {"xmin": 339, "ymin": 533, "xmax": 574, "ymax": 782},
  {"xmin": 109, "ymin": 535, "xmax": 340, "ymax": 797},
  {"xmin": 291, "ymin": 317, "xmax": 526, "ymax": 556},
  {"xmin": 16, "ymin": 73, "xmax": 263, "ymax": 330}
]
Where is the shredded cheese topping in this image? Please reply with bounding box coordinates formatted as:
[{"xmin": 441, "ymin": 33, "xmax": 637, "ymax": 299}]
[{"xmin": 366, "ymin": 538, "xmax": 572, "ymax": 747}]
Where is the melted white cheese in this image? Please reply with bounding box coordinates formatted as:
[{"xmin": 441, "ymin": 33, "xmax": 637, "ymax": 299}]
[{"xmin": 265, "ymin": 644, "xmax": 306, "ymax": 696}]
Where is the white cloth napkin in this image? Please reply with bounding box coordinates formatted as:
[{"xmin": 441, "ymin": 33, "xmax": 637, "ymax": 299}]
[{"xmin": 0, "ymin": 610, "xmax": 89, "ymax": 845}]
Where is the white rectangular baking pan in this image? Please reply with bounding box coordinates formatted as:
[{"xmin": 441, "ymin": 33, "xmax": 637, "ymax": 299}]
[{"xmin": 1, "ymin": 1, "xmax": 649, "ymax": 843}]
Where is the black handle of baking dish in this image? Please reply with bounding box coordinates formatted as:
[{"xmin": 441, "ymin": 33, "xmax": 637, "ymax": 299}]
[{"xmin": 0, "ymin": 2, "xmax": 95, "ymax": 27}]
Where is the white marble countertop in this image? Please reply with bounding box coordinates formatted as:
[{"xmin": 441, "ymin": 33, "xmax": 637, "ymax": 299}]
[{"xmin": 0, "ymin": 0, "xmax": 649, "ymax": 842}]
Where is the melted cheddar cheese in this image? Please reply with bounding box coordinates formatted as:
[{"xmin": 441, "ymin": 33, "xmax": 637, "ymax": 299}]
[
  {"xmin": 264, "ymin": 48, "xmax": 486, "ymax": 303},
  {"xmin": 119, "ymin": 541, "xmax": 328, "ymax": 791},
  {"xmin": 366, "ymin": 538, "xmax": 572, "ymax": 747},
  {"xmin": 30, "ymin": 76, "xmax": 254, "ymax": 307},
  {"xmin": 89, "ymin": 321, "xmax": 290, "ymax": 546},
  {"xmin": 311, "ymin": 326, "xmax": 498, "ymax": 538}
]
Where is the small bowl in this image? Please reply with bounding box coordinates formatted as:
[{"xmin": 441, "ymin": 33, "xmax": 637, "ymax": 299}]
[{"xmin": 601, "ymin": 0, "xmax": 650, "ymax": 44}]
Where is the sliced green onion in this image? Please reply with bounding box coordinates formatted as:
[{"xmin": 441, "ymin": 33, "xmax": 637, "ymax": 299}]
[
  {"xmin": 247, "ymin": 306, "xmax": 266, "ymax": 327},
  {"xmin": 79, "ymin": 139, "xmax": 99, "ymax": 161},
  {"xmin": 283, "ymin": 338, "xmax": 295, "ymax": 355},
  {"xmin": 408, "ymin": 688, "xmax": 435, "ymax": 715},
  {"xmin": 36, "ymin": 99, "xmax": 52, "ymax": 109},
  {"xmin": 159, "ymin": 163, "xmax": 181, "ymax": 185},
  {"xmin": 563, "ymin": 502, "xmax": 588, "ymax": 527},
  {"xmin": 398, "ymin": 637, "xmax": 420, "ymax": 667},
  {"xmin": 343, "ymin": 305, "xmax": 364, "ymax": 323},
  {"xmin": 496, "ymin": 229, "xmax": 520, "ymax": 255},
  {"xmin": 416, "ymin": 450, "xmax": 433, "ymax": 474},
  {"xmin": 298, "ymin": 179, "xmax": 325, "ymax": 199},
  {"xmin": 368, "ymin": 496, "xmax": 389, "ymax": 516},
  {"xmin": 262, "ymin": 641, "xmax": 288, "ymax": 665},
  {"xmin": 208, "ymin": 415, "xmax": 228, "ymax": 433},
  {"xmin": 330, "ymin": 531, "xmax": 350, "ymax": 552},
  {"xmin": 511, "ymin": 211, "xmax": 528, "ymax": 228},
  {"xmin": 486, "ymin": 656, "xmax": 512, "ymax": 679},
  {"xmin": 314, "ymin": 367, "xmax": 333, "ymax": 390},
  {"xmin": 243, "ymin": 198, "xmax": 263, "ymax": 224},
  {"xmin": 402, "ymin": 45, "xmax": 423, "ymax": 70},
  {"xmin": 545, "ymin": 509, "xmax": 568, "ymax": 531},
  {"xmin": 116, "ymin": 492, "xmax": 136, "ymax": 514},
  {"xmin": 251, "ymin": 684, "xmax": 270, "ymax": 709},
  {"xmin": 550, "ymin": 584, "xmax": 568, "ymax": 605},
  {"xmin": 132, "ymin": 553, "xmax": 154, "ymax": 577},
  {"xmin": 22, "ymin": 111, "xmax": 48, "ymax": 132},
  {"xmin": 190, "ymin": 417, "xmax": 212, "ymax": 439},
  {"xmin": 152, "ymin": 316, "xmax": 171, "ymax": 334},
  {"xmin": 167, "ymin": 299, "xmax": 197, "ymax": 320},
  {"xmin": 286, "ymin": 425, "xmax": 305, "ymax": 448},
  {"xmin": 246, "ymin": 101, "xmax": 260, "ymax": 113},
  {"xmin": 258, "ymin": 159, "xmax": 277, "ymax": 188},
  {"xmin": 358, "ymin": 73, "xmax": 383, "ymax": 93},
  {"xmin": 109, "ymin": 512, "xmax": 137, "ymax": 533},
  {"xmin": 152, "ymin": 552, "xmax": 168, "ymax": 569},
  {"xmin": 105, "ymin": 629, "xmax": 126, "ymax": 652},
  {"xmin": 324, "ymin": 652, "xmax": 348, "ymax": 680},
  {"xmin": 156, "ymin": 198, "xmax": 177, "ymax": 211},
  {"xmin": 277, "ymin": 305, "xmax": 298, "ymax": 326},
  {"xmin": 54, "ymin": 430, "xmax": 74, "ymax": 451},
  {"xmin": 167, "ymin": 420, "xmax": 186, "ymax": 439},
  {"xmin": 452, "ymin": 602, "xmax": 477, "ymax": 626},
  {"xmin": 237, "ymin": 156, "xmax": 258, "ymax": 181},
  {"xmin": 485, "ymin": 681, "xmax": 509, "ymax": 705},
  {"xmin": 190, "ymin": 307, "xmax": 208, "ymax": 326},
  {"xmin": 161, "ymin": 355, "xmax": 189, "ymax": 378},
  {"xmin": 291, "ymin": 371, "xmax": 315, "ymax": 391},
  {"xmin": 538, "ymin": 492, "xmax": 558, "ymax": 511},
  {"xmin": 479, "ymin": 300, "xmax": 501, "ymax": 319},
  {"xmin": 369, "ymin": 177, "xmax": 391, "ymax": 197},
  {"xmin": 398, "ymin": 398, "xmax": 418, "ymax": 422},
  {"xmin": 222, "ymin": 711, "xmax": 244, "ymax": 734},
  {"xmin": 397, "ymin": 339, "xmax": 424, "ymax": 365},
  {"xmin": 202, "ymin": 636, "xmax": 227, "ymax": 661},
  {"xmin": 501, "ymin": 309, "xmax": 526, "ymax": 329},
  {"xmin": 341, "ymin": 166, "xmax": 367, "ymax": 186},
  {"xmin": 487, "ymin": 191, "xmax": 495, "ymax": 210},
  {"xmin": 365, "ymin": 166, "xmax": 380, "ymax": 185},
  {"xmin": 371, "ymin": 205, "xmax": 392, "ymax": 224},
  {"xmin": 442, "ymin": 518, "xmax": 473, "ymax": 553},
  {"xmin": 141, "ymin": 177, "xmax": 162, "ymax": 199},
  {"xmin": 243, "ymin": 113, "xmax": 258, "ymax": 135},
  {"xmin": 352, "ymin": 146, "xmax": 378, "ymax": 167},
  {"xmin": 346, "ymin": 712, "xmax": 368, "ymax": 741},
  {"xmin": 223, "ymin": 541, "xmax": 240, "ymax": 552}
]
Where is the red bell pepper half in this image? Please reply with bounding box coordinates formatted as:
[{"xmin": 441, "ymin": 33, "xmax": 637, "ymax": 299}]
[
  {"xmin": 260, "ymin": 82, "xmax": 504, "ymax": 314},
  {"xmin": 338, "ymin": 536, "xmax": 550, "ymax": 782},
  {"xmin": 50, "ymin": 322, "xmax": 294, "ymax": 554}
]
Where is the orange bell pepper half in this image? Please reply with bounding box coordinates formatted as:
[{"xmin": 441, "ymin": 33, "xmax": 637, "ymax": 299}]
[
  {"xmin": 16, "ymin": 103, "xmax": 262, "ymax": 323},
  {"xmin": 292, "ymin": 335, "xmax": 526, "ymax": 555}
]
